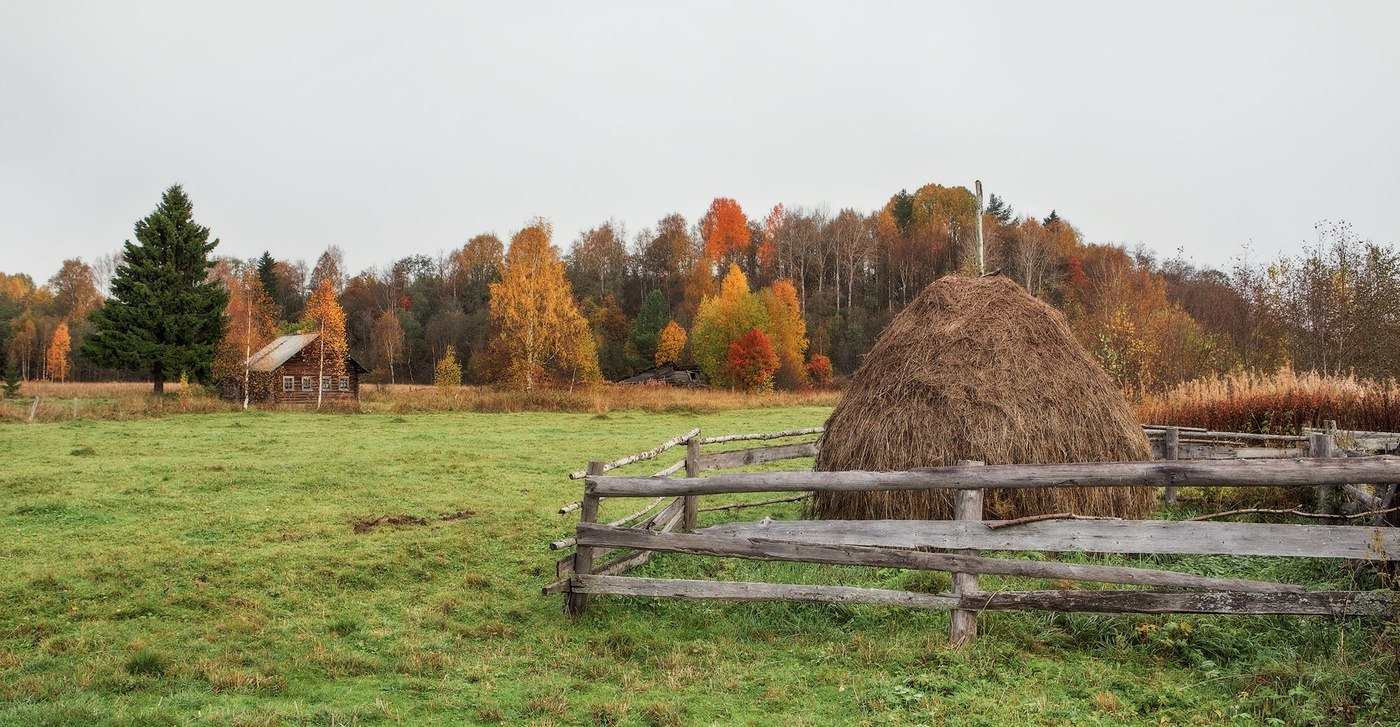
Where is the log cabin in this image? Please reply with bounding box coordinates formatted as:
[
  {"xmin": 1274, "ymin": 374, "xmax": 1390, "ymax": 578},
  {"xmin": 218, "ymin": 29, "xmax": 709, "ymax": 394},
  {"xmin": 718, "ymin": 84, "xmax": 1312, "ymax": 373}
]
[{"xmin": 223, "ymin": 333, "xmax": 369, "ymax": 405}]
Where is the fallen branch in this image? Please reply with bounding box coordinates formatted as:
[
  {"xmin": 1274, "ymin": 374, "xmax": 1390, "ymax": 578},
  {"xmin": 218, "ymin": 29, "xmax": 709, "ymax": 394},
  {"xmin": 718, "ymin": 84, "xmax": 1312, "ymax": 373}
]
[
  {"xmin": 698, "ymin": 493, "xmax": 812, "ymax": 513},
  {"xmin": 1187, "ymin": 504, "xmax": 1400, "ymax": 522},
  {"xmin": 986, "ymin": 512, "xmax": 1122, "ymax": 530}
]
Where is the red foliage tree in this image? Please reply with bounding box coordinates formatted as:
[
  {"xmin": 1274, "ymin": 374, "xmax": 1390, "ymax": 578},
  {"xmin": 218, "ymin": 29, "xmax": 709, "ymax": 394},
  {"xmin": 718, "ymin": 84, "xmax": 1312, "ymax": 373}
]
[
  {"xmin": 724, "ymin": 327, "xmax": 780, "ymax": 392},
  {"xmin": 806, "ymin": 354, "xmax": 833, "ymax": 388},
  {"xmin": 701, "ymin": 197, "xmax": 750, "ymax": 265}
]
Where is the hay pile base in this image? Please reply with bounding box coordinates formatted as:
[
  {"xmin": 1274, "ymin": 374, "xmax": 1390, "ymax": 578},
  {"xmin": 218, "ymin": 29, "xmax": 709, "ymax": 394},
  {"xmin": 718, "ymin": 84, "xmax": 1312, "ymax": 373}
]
[{"xmin": 813, "ymin": 275, "xmax": 1155, "ymax": 521}]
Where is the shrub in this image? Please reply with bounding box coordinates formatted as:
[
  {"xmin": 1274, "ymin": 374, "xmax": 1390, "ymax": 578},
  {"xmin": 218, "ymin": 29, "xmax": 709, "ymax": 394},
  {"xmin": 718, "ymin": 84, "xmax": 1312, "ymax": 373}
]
[
  {"xmin": 1139, "ymin": 368, "xmax": 1400, "ymax": 434},
  {"xmin": 434, "ymin": 346, "xmax": 463, "ymax": 390},
  {"xmin": 806, "ymin": 354, "xmax": 833, "ymax": 388},
  {"xmin": 724, "ymin": 328, "xmax": 780, "ymax": 392}
]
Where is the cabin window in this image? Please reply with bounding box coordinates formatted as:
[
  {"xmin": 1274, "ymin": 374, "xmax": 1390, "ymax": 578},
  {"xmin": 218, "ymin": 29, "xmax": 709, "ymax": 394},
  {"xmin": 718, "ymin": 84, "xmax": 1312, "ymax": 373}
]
[
  {"xmin": 301, "ymin": 376, "xmax": 313, "ymax": 391},
  {"xmin": 282, "ymin": 376, "xmax": 294, "ymax": 391},
  {"xmin": 338, "ymin": 376, "xmax": 349, "ymax": 391},
  {"xmin": 321, "ymin": 376, "xmax": 332, "ymax": 391}
]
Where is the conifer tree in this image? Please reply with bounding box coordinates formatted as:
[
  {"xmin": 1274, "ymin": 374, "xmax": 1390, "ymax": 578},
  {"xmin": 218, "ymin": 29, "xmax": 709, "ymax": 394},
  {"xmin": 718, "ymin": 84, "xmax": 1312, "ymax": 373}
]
[
  {"xmin": 83, "ymin": 185, "xmax": 228, "ymax": 393},
  {"xmin": 627, "ymin": 290, "xmax": 670, "ymax": 369}
]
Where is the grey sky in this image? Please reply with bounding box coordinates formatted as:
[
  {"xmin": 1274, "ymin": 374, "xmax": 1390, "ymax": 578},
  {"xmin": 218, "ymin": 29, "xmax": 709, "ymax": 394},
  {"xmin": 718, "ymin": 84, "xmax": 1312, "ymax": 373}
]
[{"xmin": 2, "ymin": 1, "xmax": 1396, "ymax": 282}]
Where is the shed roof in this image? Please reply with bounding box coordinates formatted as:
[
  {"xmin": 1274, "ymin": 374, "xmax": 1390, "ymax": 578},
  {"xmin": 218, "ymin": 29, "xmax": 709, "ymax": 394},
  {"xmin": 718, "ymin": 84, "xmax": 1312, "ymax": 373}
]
[{"xmin": 246, "ymin": 333, "xmax": 320, "ymax": 372}]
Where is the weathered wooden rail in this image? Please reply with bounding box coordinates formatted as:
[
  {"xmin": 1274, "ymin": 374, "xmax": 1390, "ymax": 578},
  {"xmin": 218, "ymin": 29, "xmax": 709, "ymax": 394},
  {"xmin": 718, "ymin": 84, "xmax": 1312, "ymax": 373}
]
[{"xmin": 550, "ymin": 425, "xmax": 1400, "ymax": 646}]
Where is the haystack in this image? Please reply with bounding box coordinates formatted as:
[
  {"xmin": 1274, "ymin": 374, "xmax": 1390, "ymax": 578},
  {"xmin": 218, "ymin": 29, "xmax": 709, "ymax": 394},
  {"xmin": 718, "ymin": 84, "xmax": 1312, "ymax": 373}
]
[{"xmin": 813, "ymin": 275, "xmax": 1155, "ymax": 521}]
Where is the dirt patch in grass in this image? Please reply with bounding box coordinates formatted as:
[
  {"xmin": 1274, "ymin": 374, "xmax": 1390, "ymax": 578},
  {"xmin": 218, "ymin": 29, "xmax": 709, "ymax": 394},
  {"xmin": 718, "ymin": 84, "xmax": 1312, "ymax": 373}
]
[{"xmin": 351, "ymin": 510, "xmax": 474, "ymax": 533}]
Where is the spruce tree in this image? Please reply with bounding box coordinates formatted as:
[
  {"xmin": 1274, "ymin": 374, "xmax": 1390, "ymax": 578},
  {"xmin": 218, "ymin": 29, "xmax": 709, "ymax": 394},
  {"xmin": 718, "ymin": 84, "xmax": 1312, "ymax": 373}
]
[
  {"xmin": 256, "ymin": 251, "xmax": 281, "ymax": 316},
  {"xmin": 83, "ymin": 185, "xmax": 229, "ymax": 394},
  {"xmin": 627, "ymin": 289, "xmax": 670, "ymax": 369},
  {"xmin": 3, "ymin": 360, "xmax": 20, "ymax": 398}
]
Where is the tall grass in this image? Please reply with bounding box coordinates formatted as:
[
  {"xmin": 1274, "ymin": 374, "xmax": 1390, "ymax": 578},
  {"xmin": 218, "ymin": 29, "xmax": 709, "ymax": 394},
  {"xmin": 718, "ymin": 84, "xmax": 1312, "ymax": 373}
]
[
  {"xmin": 0, "ymin": 380, "xmax": 842, "ymax": 422},
  {"xmin": 1139, "ymin": 368, "xmax": 1400, "ymax": 434}
]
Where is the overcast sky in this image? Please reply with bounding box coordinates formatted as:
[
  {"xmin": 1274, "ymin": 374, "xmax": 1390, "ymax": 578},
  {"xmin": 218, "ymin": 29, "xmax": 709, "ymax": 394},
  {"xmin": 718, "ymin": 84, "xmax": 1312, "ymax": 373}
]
[{"xmin": 2, "ymin": 1, "xmax": 1396, "ymax": 282}]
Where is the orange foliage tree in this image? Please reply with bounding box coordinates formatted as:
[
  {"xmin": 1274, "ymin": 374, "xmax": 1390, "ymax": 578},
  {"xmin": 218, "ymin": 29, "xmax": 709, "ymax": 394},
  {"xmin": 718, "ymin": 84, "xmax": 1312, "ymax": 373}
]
[
  {"xmin": 488, "ymin": 220, "xmax": 600, "ymax": 392},
  {"xmin": 701, "ymin": 198, "xmax": 750, "ymax": 266},
  {"xmin": 724, "ymin": 328, "xmax": 780, "ymax": 392},
  {"xmin": 760, "ymin": 279, "xmax": 808, "ymax": 388},
  {"xmin": 655, "ymin": 320, "xmax": 687, "ymax": 365},
  {"xmin": 806, "ymin": 354, "xmax": 833, "ymax": 388},
  {"xmin": 691, "ymin": 264, "xmax": 769, "ymax": 386},
  {"xmin": 303, "ymin": 278, "xmax": 348, "ymax": 409},
  {"xmin": 215, "ymin": 268, "xmax": 280, "ymax": 406},
  {"xmin": 46, "ymin": 322, "xmax": 70, "ymax": 382}
]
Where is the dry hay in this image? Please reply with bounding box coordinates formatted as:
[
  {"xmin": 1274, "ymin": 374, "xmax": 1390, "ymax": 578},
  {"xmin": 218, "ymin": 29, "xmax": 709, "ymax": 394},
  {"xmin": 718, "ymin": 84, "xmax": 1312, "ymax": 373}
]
[{"xmin": 813, "ymin": 275, "xmax": 1155, "ymax": 521}]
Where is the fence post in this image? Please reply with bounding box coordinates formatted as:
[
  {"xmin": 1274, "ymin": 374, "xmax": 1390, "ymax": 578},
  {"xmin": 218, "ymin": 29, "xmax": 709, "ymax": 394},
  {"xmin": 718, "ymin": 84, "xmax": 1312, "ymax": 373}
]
[
  {"xmin": 949, "ymin": 460, "xmax": 984, "ymax": 649},
  {"xmin": 565, "ymin": 460, "xmax": 604, "ymax": 616},
  {"xmin": 72, "ymin": 397, "xmax": 78, "ymax": 420},
  {"xmin": 28, "ymin": 397, "xmax": 40, "ymax": 423},
  {"xmin": 682, "ymin": 430, "xmax": 700, "ymax": 531},
  {"xmin": 1162, "ymin": 427, "xmax": 1181, "ymax": 507},
  {"xmin": 1310, "ymin": 430, "xmax": 1340, "ymax": 520}
]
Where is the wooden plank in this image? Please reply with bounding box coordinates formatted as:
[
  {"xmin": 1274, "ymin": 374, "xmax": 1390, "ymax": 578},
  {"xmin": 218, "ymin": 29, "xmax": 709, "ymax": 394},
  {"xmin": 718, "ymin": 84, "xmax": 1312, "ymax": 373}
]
[
  {"xmin": 1312, "ymin": 432, "xmax": 1341, "ymax": 518},
  {"xmin": 1147, "ymin": 430, "xmax": 1309, "ymax": 443},
  {"xmin": 697, "ymin": 441, "xmax": 819, "ymax": 472},
  {"xmin": 589, "ymin": 457, "xmax": 1400, "ymax": 497},
  {"xmin": 567, "ymin": 428, "xmax": 700, "ymax": 479},
  {"xmin": 696, "ymin": 519, "xmax": 1400, "ymax": 560},
  {"xmin": 698, "ymin": 428, "xmax": 824, "ymax": 445},
  {"xmin": 573, "ymin": 523, "xmax": 1306, "ymax": 593},
  {"xmin": 1176, "ymin": 444, "xmax": 1304, "ymax": 460},
  {"xmin": 683, "ymin": 431, "xmax": 700, "ymax": 530},
  {"xmin": 572, "ymin": 575, "xmax": 959, "ymax": 610},
  {"xmin": 1162, "ymin": 427, "xmax": 1180, "ymax": 506},
  {"xmin": 571, "ymin": 577, "xmax": 1392, "ymax": 618},
  {"xmin": 963, "ymin": 590, "xmax": 1394, "ymax": 617}
]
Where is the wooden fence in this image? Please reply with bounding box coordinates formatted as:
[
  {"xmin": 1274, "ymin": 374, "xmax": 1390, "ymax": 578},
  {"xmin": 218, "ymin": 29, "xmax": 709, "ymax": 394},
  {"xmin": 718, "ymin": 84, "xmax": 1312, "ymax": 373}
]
[{"xmin": 548, "ymin": 425, "xmax": 1400, "ymax": 645}]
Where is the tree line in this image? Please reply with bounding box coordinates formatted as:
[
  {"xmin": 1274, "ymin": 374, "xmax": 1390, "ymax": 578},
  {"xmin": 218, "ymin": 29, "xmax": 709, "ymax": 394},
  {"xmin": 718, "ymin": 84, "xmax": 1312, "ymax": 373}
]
[{"xmin": 2, "ymin": 184, "xmax": 1397, "ymax": 395}]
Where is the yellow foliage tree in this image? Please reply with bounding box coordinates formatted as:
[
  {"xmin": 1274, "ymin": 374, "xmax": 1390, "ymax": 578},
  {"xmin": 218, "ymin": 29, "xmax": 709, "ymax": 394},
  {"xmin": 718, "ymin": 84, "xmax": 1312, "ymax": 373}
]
[
  {"xmin": 488, "ymin": 221, "xmax": 601, "ymax": 392},
  {"xmin": 691, "ymin": 264, "xmax": 769, "ymax": 386},
  {"xmin": 655, "ymin": 320, "xmax": 687, "ymax": 365},
  {"xmin": 215, "ymin": 268, "xmax": 280, "ymax": 407},
  {"xmin": 435, "ymin": 345, "xmax": 462, "ymax": 389},
  {"xmin": 760, "ymin": 279, "xmax": 808, "ymax": 388},
  {"xmin": 46, "ymin": 322, "xmax": 71, "ymax": 382},
  {"xmin": 303, "ymin": 278, "xmax": 348, "ymax": 409}
]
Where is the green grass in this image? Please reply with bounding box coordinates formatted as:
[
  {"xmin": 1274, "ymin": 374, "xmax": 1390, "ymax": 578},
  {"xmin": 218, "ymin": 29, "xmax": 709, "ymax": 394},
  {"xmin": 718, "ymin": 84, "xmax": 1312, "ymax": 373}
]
[{"xmin": 1, "ymin": 407, "xmax": 1397, "ymax": 725}]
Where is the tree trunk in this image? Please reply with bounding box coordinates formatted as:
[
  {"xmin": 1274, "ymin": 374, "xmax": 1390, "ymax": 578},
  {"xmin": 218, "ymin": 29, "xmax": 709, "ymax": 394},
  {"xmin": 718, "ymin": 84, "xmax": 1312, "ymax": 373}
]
[
  {"xmin": 152, "ymin": 363, "xmax": 165, "ymax": 395},
  {"xmin": 317, "ymin": 326, "xmax": 325, "ymax": 410}
]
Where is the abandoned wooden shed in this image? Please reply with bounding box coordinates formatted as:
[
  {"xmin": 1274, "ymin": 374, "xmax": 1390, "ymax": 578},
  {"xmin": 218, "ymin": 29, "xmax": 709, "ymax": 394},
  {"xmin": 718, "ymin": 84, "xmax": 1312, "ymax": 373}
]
[
  {"xmin": 616, "ymin": 362, "xmax": 704, "ymax": 387},
  {"xmin": 223, "ymin": 333, "xmax": 369, "ymax": 404}
]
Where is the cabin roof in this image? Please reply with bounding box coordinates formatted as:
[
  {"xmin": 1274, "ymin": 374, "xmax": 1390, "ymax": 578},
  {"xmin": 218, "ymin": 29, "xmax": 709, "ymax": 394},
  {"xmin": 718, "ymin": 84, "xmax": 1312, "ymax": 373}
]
[
  {"xmin": 246, "ymin": 334, "xmax": 320, "ymax": 372},
  {"xmin": 245, "ymin": 333, "xmax": 370, "ymax": 373}
]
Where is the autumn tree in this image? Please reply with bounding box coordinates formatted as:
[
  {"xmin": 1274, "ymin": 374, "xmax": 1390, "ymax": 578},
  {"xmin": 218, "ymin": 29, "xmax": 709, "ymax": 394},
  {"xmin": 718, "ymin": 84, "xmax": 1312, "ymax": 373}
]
[
  {"xmin": 48, "ymin": 259, "xmax": 102, "ymax": 323},
  {"xmin": 7, "ymin": 316, "xmax": 36, "ymax": 380},
  {"xmin": 655, "ymin": 320, "xmax": 687, "ymax": 365},
  {"xmin": 760, "ymin": 279, "xmax": 808, "ymax": 388},
  {"xmin": 83, "ymin": 185, "xmax": 228, "ymax": 393},
  {"xmin": 701, "ymin": 198, "xmax": 750, "ymax": 268},
  {"xmin": 214, "ymin": 268, "xmax": 280, "ymax": 407},
  {"xmin": 806, "ymin": 354, "xmax": 833, "ymax": 388},
  {"xmin": 691, "ymin": 264, "xmax": 769, "ymax": 386},
  {"xmin": 309, "ymin": 245, "xmax": 346, "ymax": 294},
  {"xmin": 488, "ymin": 220, "xmax": 600, "ymax": 392},
  {"xmin": 435, "ymin": 345, "xmax": 462, "ymax": 389},
  {"xmin": 724, "ymin": 328, "xmax": 780, "ymax": 392},
  {"xmin": 371, "ymin": 309, "xmax": 406, "ymax": 384},
  {"xmin": 303, "ymin": 278, "xmax": 348, "ymax": 408},
  {"xmin": 46, "ymin": 322, "xmax": 70, "ymax": 382}
]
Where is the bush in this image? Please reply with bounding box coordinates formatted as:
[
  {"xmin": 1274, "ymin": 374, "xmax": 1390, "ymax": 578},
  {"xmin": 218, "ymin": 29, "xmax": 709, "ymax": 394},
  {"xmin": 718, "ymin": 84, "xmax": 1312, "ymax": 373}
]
[
  {"xmin": 806, "ymin": 354, "xmax": 833, "ymax": 389},
  {"xmin": 435, "ymin": 346, "xmax": 463, "ymax": 390},
  {"xmin": 1139, "ymin": 368, "xmax": 1400, "ymax": 434},
  {"xmin": 724, "ymin": 328, "xmax": 780, "ymax": 392}
]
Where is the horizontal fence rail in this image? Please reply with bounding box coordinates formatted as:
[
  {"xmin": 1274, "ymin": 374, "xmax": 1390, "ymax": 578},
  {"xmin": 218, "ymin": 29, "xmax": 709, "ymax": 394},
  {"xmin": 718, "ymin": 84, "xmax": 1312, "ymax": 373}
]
[{"xmin": 588, "ymin": 456, "xmax": 1400, "ymax": 497}]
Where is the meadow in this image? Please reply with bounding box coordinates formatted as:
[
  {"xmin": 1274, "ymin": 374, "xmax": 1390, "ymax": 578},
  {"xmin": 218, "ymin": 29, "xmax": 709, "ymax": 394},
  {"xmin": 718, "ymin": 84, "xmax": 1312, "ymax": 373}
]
[{"xmin": 1, "ymin": 401, "xmax": 1397, "ymax": 725}]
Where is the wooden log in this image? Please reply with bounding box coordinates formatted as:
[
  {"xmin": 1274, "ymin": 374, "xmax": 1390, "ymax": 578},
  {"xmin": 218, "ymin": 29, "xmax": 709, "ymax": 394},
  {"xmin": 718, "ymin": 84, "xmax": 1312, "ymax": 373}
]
[
  {"xmin": 564, "ymin": 461, "xmax": 605, "ymax": 616},
  {"xmin": 1343, "ymin": 484, "xmax": 1383, "ymax": 510},
  {"xmin": 572, "ymin": 575, "xmax": 960, "ymax": 610},
  {"xmin": 1379, "ymin": 484, "xmax": 1399, "ymax": 527},
  {"xmin": 558, "ymin": 501, "xmax": 582, "ymax": 515},
  {"xmin": 961, "ymin": 590, "xmax": 1394, "ymax": 617},
  {"xmin": 72, "ymin": 397, "xmax": 78, "ymax": 420},
  {"xmin": 950, "ymin": 462, "xmax": 983, "ymax": 649},
  {"xmin": 1143, "ymin": 424, "xmax": 1208, "ymax": 432},
  {"xmin": 654, "ymin": 459, "xmax": 686, "ymax": 477},
  {"xmin": 683, "ymin": 432, "xmax": 700, "ymax": 531},
  {"xmin": 696, "ymin": 519, "xmax": 1400, "ymax": 560},
  {"xmin": 697, "ymin": 441, "xmax": 819, "ymax": 472},
  {"xmin": 697, "ymin": 427, "xmax": 824, "ymax": 445},
  {"xmin": 1148, "ymin": 430, "xmax": 1308, "ymax": 443},
  {"xmin": 574, "ymin": 524, "xmax": 1304, "ymax": 593},
  {"xmin": 1162, "ymin": 427, "xmax": 1180, "ymax": 506},
  {"xmin": 697, "ymin": 493, "xmax": 812, "ymax": 513},
  {"xmin": 567, "ymin": 428, "xmax": 700, "ymax": 479},
  {"xmin": 570, "ymin": 577, "xmax": 1392, "ymax": 618},
  {"xmin": 28, "ymin": 397, "xmax": 39, "ymax": 423},
  {"xmin": 1175, "ymin": 444, "xmax": 1305, "ymax": 460},
  {"xmin": 589, "ymin": 457, "xmax": 1400, "ymax": 498}
]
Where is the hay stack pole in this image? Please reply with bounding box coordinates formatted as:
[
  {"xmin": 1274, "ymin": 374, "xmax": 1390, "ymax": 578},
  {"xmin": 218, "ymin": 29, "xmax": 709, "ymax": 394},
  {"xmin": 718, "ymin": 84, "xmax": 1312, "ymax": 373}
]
[{"xmin": 813, "ymin": 275, "xmax": 1155, "ymax": 522}]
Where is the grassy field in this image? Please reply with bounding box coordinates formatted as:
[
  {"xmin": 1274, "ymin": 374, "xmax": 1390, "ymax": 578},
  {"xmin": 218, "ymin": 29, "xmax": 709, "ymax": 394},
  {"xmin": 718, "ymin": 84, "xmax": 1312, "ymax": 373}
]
[{"xmin": 2, "ymin": 406, "xmax": 1397, "ymax": 725}]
